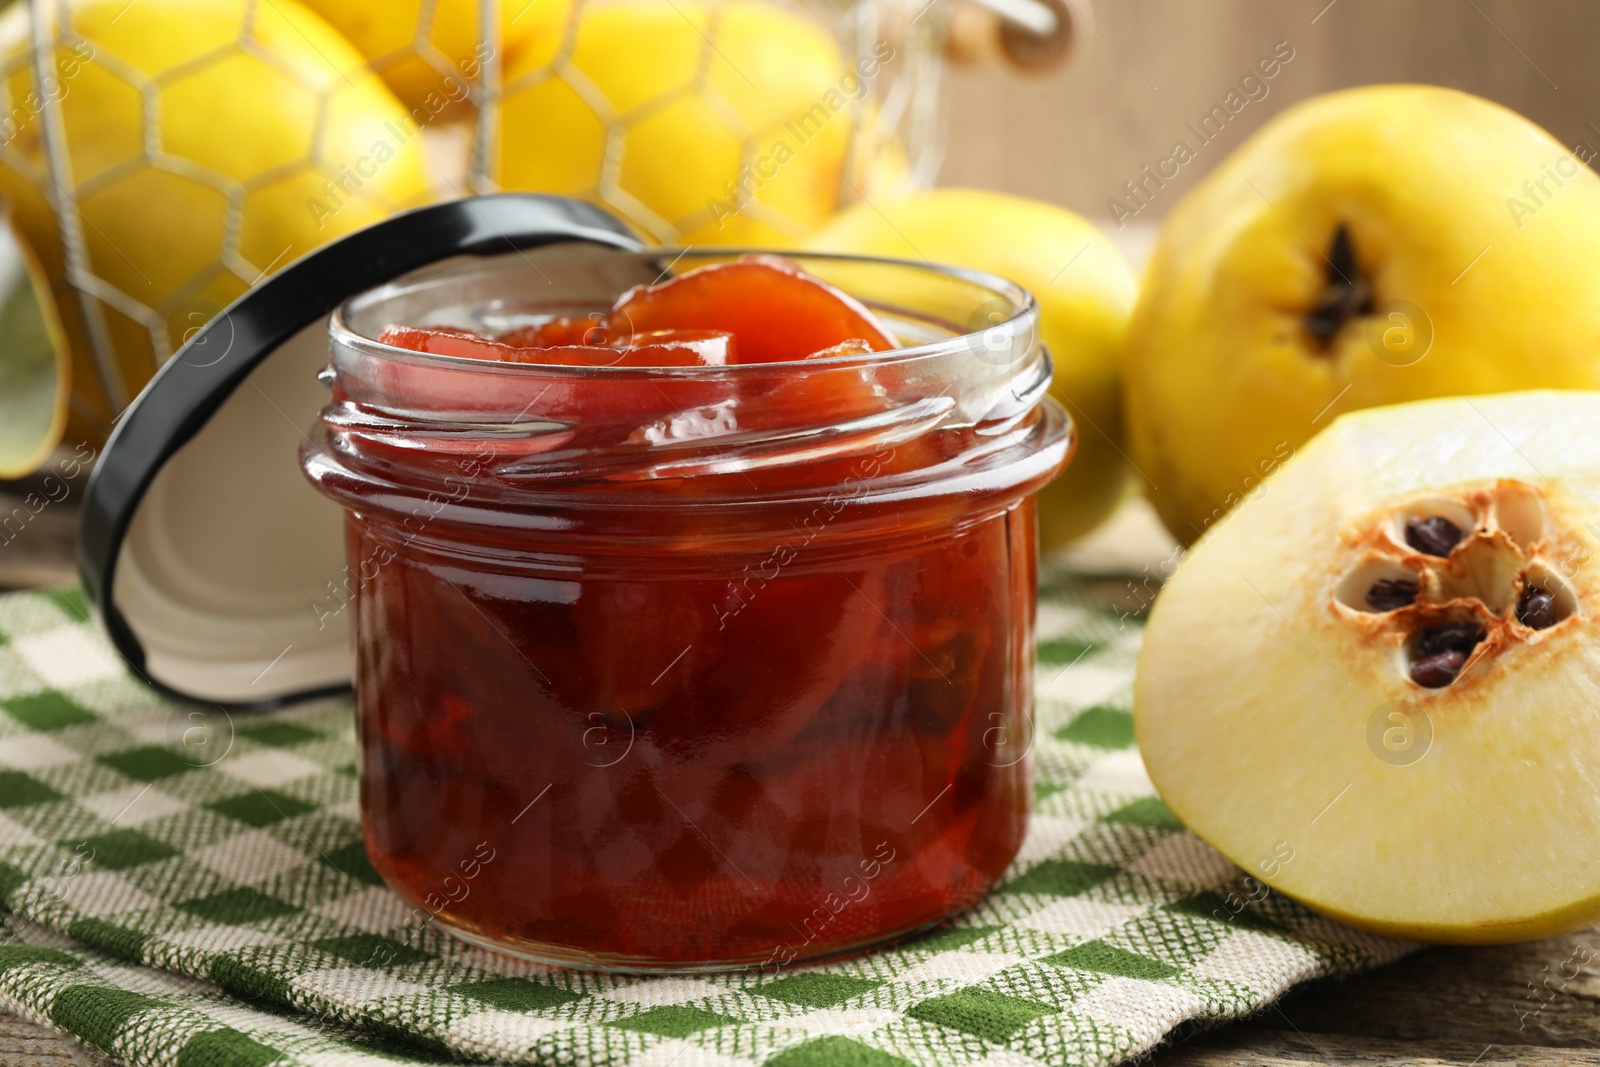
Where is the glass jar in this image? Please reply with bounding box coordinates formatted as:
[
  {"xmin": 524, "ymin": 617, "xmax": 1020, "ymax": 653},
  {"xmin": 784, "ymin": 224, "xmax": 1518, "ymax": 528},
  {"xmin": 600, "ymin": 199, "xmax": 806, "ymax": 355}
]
[{"xmin": 300, "ymin": 247, "xmax": 1071, "ymax": 972}]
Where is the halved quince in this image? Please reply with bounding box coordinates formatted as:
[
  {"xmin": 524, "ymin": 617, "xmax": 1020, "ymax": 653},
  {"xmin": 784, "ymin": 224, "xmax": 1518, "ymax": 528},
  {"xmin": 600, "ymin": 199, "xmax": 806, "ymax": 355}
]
[{"xmin": 1136, "ymin": 391, "xmax": 1600, "ymax": 943}]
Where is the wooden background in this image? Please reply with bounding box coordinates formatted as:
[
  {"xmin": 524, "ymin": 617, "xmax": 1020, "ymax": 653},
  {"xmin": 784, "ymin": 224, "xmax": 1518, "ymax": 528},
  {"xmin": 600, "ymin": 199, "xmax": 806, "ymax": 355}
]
[{"xmin": 942, "ymin": 0, "xmax": 1596, "ymax": 228}]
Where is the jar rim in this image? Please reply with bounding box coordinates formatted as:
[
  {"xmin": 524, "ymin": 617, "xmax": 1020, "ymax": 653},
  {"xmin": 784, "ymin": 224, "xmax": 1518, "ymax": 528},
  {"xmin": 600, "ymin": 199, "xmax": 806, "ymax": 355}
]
[{"xmin": 329, "ymin": 247, "xmax": 1040, "ymax": 380}]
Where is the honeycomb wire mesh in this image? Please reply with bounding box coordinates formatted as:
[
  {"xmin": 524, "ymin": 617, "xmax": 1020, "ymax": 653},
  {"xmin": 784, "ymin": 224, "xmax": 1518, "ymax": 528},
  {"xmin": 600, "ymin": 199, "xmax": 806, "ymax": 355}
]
[
  {"xmin": 482, "ymin": 0, "xmax": 946, "ymax": 239},
  {"xmin": 3, "ymin": 0, "xmax": 942, "ymax": 428}
]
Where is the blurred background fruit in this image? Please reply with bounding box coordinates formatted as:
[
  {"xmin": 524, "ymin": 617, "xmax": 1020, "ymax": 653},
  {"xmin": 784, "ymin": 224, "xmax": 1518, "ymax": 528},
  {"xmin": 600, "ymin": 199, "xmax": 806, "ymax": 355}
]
[
  {"xmin": 1124, "ymin": 85, "xmax": 1600, "ymax": 545},
  {"xmin": 495, "ymin": 0, "xmax": 898, "ymax": 245},
  {"xmin": 0, "ymin": 204, "xmax": 68, "ymax": 478},
  {"xmin": 0, "ymin": 0, "xmax": 431, "ymax": 438},
  {"xmin": 809, "ymin": 188, "xmax": 1138, "ymax": 549}
]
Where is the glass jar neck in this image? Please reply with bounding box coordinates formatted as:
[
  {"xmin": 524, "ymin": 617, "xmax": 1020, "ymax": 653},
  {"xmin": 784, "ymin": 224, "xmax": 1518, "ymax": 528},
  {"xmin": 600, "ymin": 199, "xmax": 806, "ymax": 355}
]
[
  {"xmin": 303, "ymin": 248, "xmax": 1073, "ymax": 547},
  {"xmin": 302, "ymin": 346, "xmax": 1070, "ymax": 554}
]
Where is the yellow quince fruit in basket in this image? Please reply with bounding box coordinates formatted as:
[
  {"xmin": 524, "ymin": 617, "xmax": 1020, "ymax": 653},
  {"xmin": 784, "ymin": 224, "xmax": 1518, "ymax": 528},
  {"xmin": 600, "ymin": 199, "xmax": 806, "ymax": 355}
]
[
  {"xmin": 297, "ymin": 0, "xmax": 571, "ymax": 119},
  {"xmin": 0, "ymin": 0, "xmax": 430, "ymax": 445},
  {"xmin": 496, "ymin": 0, "xmax": 897, "ymax": 245}
]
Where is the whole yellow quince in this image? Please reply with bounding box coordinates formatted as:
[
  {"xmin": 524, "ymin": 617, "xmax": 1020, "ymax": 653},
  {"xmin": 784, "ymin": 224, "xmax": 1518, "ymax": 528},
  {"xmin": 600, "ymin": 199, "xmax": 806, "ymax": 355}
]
[
  {"xmin": 1125, "ymin": 85, "xmax": 1600, "ymax": 544},
  {"xmin": 809, "ymin": 188, "xmax": 1138, "ymax": 549}
]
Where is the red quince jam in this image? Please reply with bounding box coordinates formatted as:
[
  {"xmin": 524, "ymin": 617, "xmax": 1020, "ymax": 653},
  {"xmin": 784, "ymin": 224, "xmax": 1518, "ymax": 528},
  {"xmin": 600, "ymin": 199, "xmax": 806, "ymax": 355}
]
[
  {"xmin": 322, "ymin": 256, "xmax": 1046, "ymax": 969},
  {"xmin": 379, "ymin": 323, "xmax": 735, "ymax": 367}
]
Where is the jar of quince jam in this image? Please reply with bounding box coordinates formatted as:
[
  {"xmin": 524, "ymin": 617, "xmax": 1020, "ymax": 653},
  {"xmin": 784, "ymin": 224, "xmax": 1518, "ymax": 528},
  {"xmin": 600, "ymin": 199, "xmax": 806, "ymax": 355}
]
[{"xmin": 298, "ymin": 245, "xmax": 1070, "ymax": 971}]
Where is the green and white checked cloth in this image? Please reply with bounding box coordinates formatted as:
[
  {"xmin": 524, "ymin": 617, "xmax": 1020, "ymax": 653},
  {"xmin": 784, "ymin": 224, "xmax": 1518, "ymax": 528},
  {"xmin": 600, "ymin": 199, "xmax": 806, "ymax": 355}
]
[{"xmin": 0, "ymin": 573, "xmax": 1413, "ymax": 1067}]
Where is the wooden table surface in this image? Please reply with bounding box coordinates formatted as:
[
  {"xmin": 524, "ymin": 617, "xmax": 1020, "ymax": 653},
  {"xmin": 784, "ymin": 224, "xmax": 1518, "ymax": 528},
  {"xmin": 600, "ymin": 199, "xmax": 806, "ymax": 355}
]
[
  {"xmin": 4, "ymin": 478, "xmax": 1594, "ymax": 1066},
  {"xmin": 1151, "ymin": 932, "xmax": 1600, "ymax": 1066}
]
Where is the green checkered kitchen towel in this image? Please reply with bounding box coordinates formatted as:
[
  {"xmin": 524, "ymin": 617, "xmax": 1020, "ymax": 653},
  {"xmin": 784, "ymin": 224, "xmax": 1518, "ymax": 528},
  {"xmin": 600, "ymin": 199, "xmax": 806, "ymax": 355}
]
[{"xmin": 0, "ymin": 573, "xmax": 1413, "ymax": 1067}]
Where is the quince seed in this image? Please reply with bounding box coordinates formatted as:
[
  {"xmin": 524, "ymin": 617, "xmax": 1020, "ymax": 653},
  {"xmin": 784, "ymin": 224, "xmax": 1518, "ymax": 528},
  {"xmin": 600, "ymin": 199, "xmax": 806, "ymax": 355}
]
[
  {"xmin": 1410, "ymin": 649, "xmax": 1467, "ymax": 688},
  {"xmin": 1405, "ymin": 515, "xmax": 1464, "ymax": 557},
  {"xmin": 1408, "ymin": 621, "xmax": 1485, "ymax": 688},
  {"xmin": 1365, "ymin": 578, "xmax": 1419, "ymax": 611},
  {"xmin": 1517, "ymin": 587, "xmax": 1558, "ymax": 630}
]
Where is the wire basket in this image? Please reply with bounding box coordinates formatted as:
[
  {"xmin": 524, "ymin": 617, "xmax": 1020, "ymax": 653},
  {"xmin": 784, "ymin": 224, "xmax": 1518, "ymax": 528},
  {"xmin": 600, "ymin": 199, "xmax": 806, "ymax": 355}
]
[{"xmin": 1, "ymin": 0, "xmax": 948, "ymax": 439}]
